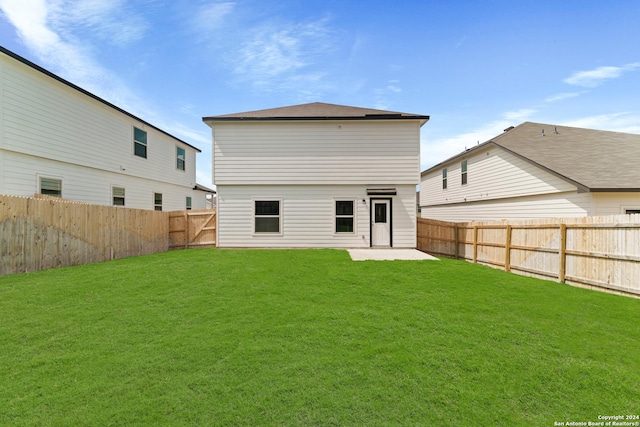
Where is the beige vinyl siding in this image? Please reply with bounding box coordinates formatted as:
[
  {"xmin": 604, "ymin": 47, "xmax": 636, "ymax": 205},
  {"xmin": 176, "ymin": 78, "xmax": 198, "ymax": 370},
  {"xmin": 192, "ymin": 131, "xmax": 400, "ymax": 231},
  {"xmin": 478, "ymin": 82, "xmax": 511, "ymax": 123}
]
[
  {"xmin": 1, "ymin": 149, "xmax": 202, "ymax": 211},
  {"xmin": 1, "ymin": 53, "xmax": 197, "ymax": 187},
  {"xmin": 217, "ymin": 184, "xmax": 416, "ymax": 248},
  {"xmin": 420, "ymin": 146, "xmax": 577, "ymax": 207},
  {"xmin": 212, "ymin": 121, "xmax": 420, "ymax": 185},
  {"xmin": 592, "ymin": 193, "xmax": 640, "ymax": 215},
  {"xmin": 421, "ymin": 191, "xmax": 593, "ymax": 222}
]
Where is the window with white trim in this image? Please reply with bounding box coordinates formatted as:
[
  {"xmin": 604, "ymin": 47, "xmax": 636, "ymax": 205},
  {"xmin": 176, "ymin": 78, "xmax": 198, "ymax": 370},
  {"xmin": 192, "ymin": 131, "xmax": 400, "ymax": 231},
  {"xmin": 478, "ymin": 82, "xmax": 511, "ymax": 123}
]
[
  {"xmin": 186, "ymin": 196, "xmax": 192, "ymax": 210},
  {"xmin": 442, "ymin": 168, "xmax": 448, "ymax": 189},
  {"xmin": 177, "ymin": 146, "xmax": 185, "ymax": 171},
  {"xmin": 112, "ymin": 187, "xmax": 125, "ymax": 206},
  {"xmin": 154, "ymin": 192, "xmax": 162, "ymax": 211},
  {"xmin": 461, "ymin": 160, "xmax": 468, "ymax": 185},
  {"xmin": 254, "ymin": 200, "xmax": 280, "ymax": 233},
  {"xmin": 335, "ymin": 200, "xmax": 355, "ymax": 233},
  {"xmin": 40, "ymin": 177, "xmax": 62, "ymax": 197},
  {"xmin": 134, "ymin": 127, "xmax": 147, "ymax": 158}
]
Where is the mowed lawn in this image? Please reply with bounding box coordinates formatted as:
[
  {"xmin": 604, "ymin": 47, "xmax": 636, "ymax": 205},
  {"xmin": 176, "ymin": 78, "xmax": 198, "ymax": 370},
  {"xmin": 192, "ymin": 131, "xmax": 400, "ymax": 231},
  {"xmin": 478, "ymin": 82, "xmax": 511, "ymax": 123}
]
[{"xmin": 1, "ymin": 249, "xmax": 639, "ymax": 426}]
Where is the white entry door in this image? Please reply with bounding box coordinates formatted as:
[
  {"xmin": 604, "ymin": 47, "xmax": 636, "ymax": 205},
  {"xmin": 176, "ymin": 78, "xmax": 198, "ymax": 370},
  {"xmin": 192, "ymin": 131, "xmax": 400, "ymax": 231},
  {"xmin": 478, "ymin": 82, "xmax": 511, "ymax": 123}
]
[{"xmin": 371, "ymin": 199, "xmax": 391, "ymax": 247}]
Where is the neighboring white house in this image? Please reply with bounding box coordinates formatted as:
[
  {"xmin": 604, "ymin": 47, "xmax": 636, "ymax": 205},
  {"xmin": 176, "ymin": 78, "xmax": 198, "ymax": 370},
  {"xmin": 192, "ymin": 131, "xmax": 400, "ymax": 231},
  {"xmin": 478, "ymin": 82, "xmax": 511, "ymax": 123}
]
[
  {"xmin": 0, "ymin": 46, "xmax": 213, "ymax": 211},
  {"xmin": 420, "ymin": 121, "xmax": 640, "ymax": 221},
  {"xmin": 203, "ymin": 102, "xmax": 429, "ymax": 248}
]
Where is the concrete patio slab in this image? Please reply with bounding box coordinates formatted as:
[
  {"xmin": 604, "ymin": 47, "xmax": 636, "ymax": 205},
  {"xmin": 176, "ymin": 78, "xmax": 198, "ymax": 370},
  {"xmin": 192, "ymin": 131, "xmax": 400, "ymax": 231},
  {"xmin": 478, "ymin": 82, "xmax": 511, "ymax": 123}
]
[{"xmin": 347, "ymin": 249, "xmax": 439, "ymax": 261}]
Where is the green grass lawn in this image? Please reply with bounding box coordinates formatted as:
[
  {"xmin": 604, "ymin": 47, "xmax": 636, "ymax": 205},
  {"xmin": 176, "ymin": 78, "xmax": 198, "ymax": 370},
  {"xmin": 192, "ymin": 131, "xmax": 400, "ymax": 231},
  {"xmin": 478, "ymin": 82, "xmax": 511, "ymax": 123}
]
[{"xmin": 1, "ymin": 249, "xmax": 638, "ymax": 426}]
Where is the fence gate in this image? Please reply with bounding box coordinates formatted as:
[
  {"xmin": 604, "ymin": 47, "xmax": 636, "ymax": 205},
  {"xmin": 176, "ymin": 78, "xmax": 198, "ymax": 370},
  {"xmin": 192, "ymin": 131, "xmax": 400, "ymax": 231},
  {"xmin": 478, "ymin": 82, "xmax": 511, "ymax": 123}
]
[{"xmin": 169, "ymin": 209, "xmax": 216, "ymax": 249}]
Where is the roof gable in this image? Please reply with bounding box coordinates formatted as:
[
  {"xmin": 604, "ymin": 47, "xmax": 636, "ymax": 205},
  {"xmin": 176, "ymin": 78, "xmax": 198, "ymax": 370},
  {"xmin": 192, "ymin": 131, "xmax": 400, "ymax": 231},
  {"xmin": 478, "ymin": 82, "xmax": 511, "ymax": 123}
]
[
  {"xmin": 493, "ymin": 122, "xmax": 640, "ymax": 191},
  {"xmin": 422, "ymin": 121, "xmax": 640, "ymax": 191},
  {"xmin": 203, "ymin": 102, "xmax": 429, "ymax": 125}
]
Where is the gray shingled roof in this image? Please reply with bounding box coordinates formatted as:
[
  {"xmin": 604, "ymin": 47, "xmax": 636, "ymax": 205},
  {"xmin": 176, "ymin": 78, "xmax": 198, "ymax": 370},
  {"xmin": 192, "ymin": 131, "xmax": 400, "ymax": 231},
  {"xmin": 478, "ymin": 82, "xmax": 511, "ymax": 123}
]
[
  {"xmin": 422, "ymin": 121, "xmax": 640, "ymax": 191},
  {"xmin": 203, "ymin": 102, "xmax": 429, "ymax": 124},
  {"xmin": 493, "ymin": 122, "xmax": 640, "ymax": 191}
]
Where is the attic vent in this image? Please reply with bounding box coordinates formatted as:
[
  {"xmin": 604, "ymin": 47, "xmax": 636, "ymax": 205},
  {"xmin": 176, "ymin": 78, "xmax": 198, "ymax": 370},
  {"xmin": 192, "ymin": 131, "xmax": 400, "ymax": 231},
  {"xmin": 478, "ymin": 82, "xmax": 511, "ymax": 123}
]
[{"xmin": 503, "ymin": 126, "xmax": 514, "ymax": 132}]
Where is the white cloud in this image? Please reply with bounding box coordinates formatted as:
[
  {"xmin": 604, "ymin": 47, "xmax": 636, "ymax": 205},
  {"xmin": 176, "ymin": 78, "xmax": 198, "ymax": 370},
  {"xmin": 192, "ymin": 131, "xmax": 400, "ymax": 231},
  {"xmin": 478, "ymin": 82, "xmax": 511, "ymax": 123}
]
[
  {"xmin": 194, "ymin": 2, "xmax": 234, "ymax": 32},
  {"xmin": 237, "ymin": 29, "xmax": 307, "ymax": 77},
  {"xmin": 422, "ymin": 109, "xmax": 537, "ymax": 170},
  {"xmin": 502, "ymin": 109, "xmax": 537, "ymax": 121},
  {"xmin": 231, "ymin": 17, "xmax": 336, "ymax": 92},
  {"xmin": 374, "ymin": 101, "xmax": 389, "ymax": 110},
  {"xmin": 544, "ymin": 91, "xmax": 584, "ymax": 103},
  {"xmin": 0, "ymin": 0, "xmax": 150, "ymax": 114},
  {"xmin": 166, "ymin": 123, "xmax": 211, "ymax": 147},
  {"xmin": 387, "ymin": 85, "xmax": 401, "ymax": 93},
  {"xmin": 564, "ymin": 63, "xmax": 640, "ymax": 87},
  {"xmin": 0, "ymin": 0, "xmax": 60, "ymax": 49},
  {"xmin": 560, "ymin": 112, "xmax": 640, "ymax": 134},
  {"xmin": 50, "ymin": 0, "xmax": 150, "ymax": 46}
]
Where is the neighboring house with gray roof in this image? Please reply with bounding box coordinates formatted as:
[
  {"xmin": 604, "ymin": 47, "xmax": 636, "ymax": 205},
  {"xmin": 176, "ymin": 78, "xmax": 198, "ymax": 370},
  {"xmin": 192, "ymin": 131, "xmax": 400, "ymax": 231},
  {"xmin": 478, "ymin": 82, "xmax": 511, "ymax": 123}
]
[
  {"xmin": 420, "ymin": 122, "xmax": 640, "ymax": 221},
  {"xmin": 203, "ymin": 102, "xmax": 429, "ymax": 248}
]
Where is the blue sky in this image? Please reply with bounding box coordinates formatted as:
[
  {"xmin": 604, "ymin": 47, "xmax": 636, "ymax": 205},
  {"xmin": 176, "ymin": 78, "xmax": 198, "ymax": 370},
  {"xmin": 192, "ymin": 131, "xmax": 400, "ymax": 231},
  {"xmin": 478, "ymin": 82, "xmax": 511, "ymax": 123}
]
[{"xmin": 1, "ymin": 0, "xmax": 640, "ymax": 187}]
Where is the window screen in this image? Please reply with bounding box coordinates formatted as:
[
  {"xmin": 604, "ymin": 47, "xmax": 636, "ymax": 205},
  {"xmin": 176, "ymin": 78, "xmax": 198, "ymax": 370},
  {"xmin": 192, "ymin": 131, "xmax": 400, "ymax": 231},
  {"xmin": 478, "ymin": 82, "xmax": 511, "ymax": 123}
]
[
  {"xmin": 335, "ymin": 200, "xmax": 354, "ymax": 233},
  {"xmin": 255, "ymin": 201, "xmax": 280, "ymax": 233}
]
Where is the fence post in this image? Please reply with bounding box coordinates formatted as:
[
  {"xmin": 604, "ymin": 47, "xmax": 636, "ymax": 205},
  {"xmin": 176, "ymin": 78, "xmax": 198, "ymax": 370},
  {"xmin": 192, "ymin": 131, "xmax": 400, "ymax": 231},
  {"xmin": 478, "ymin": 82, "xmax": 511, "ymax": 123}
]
[
  {"xmin": 559, "ymin": 223, "xmax": 567, "ymax": 283},
  {"xmin": 454, "ymin": 225, "xmax": 459, "ymax": 259},
  {"xmin": 473, "ymin": 226, "xmax": 478, "ymax": 263},
  {"xmin": 184, "ymin": 211, "xmax": 190, "ymax": 249},
  {"xmin": 505, "ymin": 225, "xmax": 512, "ymax": 272}
]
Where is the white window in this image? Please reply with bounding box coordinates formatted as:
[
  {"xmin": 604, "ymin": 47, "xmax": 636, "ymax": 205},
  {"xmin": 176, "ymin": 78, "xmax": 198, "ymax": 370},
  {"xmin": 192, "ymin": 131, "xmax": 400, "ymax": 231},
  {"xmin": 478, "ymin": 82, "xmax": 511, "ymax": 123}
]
[
  {"xmin": 254, "ymin": 200, "xmax": 281, "ymax": 233},
  {"xmin": 461, "ymin": 160, "xmax": 468, "ymax": 185},
  {"xmin": 335, "ymin": 200, "xmax": 355, "ymax": 233},
  {"xmin": 177, "ymin": 146, "xmax": 185, "ymax": 171},
  {"xmin": 40, "ymin": 177, "xmax": 62, "ymax": 197},
  {"xmin": 186, "ymin": 196, "xmax": 192, "ymax": 210},
  {"xmin": 112, "ymin": 187, "xmax": 125, "ymax": 206},
  {"xmin": 154, "ymin": 192, "xmax": 162, "ymax": 211},
  {"xmin": 442, "ymin": 168, "xmax": 448, "ymax": 189},
  {"xmin": 134, "ymin": 127, "xmax": 147, "ymax": 158}
]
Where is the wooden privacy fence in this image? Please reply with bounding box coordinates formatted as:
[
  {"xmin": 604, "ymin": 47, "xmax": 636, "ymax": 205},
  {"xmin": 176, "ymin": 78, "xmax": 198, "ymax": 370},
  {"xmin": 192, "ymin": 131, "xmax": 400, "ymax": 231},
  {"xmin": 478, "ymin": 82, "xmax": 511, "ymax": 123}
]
[
  {"xmin": 417, "ymin": 215, "xmax": 640, "ymax": 297},
  {"xmin": 1, "ymin": 194, "xmax": 170, "ymax": 276},
  {"xmin": 169, "ymin": 209, "xmax": 216, "ymax": 249}
]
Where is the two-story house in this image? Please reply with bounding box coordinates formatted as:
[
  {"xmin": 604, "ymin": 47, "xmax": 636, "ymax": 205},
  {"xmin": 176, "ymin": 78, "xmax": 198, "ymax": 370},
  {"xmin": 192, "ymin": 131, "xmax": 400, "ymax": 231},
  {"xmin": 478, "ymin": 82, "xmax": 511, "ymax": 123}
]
[
  {"xmin": 203, "ymin": 102, "xmax": 429, "ymax": 248},
  {"xmin": 0, "ymin": 46, "xmax": 212, "ymax": 211},
  {"xmin": 420, "ymin": 121, "xmax": 640, "ymax": 221}
]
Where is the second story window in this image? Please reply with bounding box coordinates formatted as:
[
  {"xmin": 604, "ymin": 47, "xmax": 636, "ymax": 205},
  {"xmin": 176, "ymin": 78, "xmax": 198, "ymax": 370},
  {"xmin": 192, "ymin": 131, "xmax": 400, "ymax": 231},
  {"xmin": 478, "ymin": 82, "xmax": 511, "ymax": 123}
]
[
  {"xmin": 134, "ymin": 127, "xmax": 147, "ymax": 158},
  {"xmin": 461, "ymin": 160, "xmax": 468, "ymax": 185},
  {"xmin": 177, "ymin": 147, "xmax": 185, "ymax": 171},
  {"xmin": 442, "ymin": 168, "xmax": 448, "ymax": 189}
]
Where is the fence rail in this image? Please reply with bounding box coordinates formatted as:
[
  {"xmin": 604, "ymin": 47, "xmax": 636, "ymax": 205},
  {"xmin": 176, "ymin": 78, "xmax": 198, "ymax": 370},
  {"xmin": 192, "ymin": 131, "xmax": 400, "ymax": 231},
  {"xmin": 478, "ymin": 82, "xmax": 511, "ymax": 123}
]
[
  {"xmin": 1, "ymin": 194, "xmax": 216, "ymax": 276},
  {"xmin": 417, "ymin": 215, "xmax": 640, "ymax": 297}
]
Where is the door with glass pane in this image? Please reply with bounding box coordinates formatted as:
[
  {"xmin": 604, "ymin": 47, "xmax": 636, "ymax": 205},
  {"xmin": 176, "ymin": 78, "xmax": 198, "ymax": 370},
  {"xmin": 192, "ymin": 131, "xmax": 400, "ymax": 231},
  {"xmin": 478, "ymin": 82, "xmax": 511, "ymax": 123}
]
[{"xmin": 371, "ymin": 199, "xmax": 391, "ymax": 247}]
